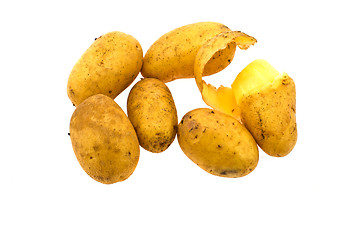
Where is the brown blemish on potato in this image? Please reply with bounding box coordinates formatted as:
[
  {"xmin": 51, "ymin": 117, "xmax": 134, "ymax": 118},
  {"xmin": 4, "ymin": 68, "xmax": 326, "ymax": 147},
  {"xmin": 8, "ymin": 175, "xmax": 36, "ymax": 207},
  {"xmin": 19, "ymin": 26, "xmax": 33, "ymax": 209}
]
[
  {"xmin": 220, "ymin": 169, "xmax": 238, "ymax": 175},
  {"xmin": 95, "ymin": 175, "xmax": 104, "ymax": 182},
  {"xmin": 94, "ymin": 35, "xmax": 102, "ymax": 41}
]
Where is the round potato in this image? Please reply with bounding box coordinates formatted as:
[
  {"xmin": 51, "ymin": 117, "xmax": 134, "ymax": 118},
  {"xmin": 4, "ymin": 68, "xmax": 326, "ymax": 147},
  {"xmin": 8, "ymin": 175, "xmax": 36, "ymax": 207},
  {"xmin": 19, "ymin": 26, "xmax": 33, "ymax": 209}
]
[
  {"xmin": 127, "ymin": 78, "xmax": 178, "ymax": 153},
  {"xmin": 69, "ymin": 94, "xmax": 140, "ymax": 184},
  {"xmin": 177, "ymin": 108, "xmax": 259, "ymax": 178},
  {"xmin": 141, "ymin": 22, "xmax": 237, "ymax": 82},
  {"xmin": 67, "ymin": 31, "xmax": 143, "ymax": 106}
]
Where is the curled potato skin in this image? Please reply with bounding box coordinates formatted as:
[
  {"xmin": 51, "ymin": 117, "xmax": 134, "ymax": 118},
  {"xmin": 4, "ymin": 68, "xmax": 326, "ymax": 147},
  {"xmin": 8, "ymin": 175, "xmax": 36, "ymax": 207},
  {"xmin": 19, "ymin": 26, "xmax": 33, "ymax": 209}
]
[
  {"xmin": 127, "ymin": 78, "xmax": 178, "ymax": 153},
  {"xmin": 177, "ymin": 108, "xmax": 259, "ymax": 178},
  {"xmin": 70, "ymin": 94, "xmax": 140, "ymax": 184},
  {"xmin": 194, "ymin": 31, "xmax": 257, "ymax": 120},
  {"xmin": 141, "ymin": 22, "xmax": 236, "ymax": 82},
  {"xmin": 67, "ymin": 31, "xmax": 143, "ymax": 106}
]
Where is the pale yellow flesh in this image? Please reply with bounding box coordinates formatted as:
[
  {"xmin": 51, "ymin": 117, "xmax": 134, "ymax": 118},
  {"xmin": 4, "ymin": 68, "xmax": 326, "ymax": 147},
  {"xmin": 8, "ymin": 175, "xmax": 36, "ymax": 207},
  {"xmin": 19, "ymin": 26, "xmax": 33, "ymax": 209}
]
[
  {"xmin": 231, "ymin": 59, "xmax": 281, "ymax": 105},
  {"xmin": 197, "ymin": 58, "xmax": 287, "ymax": 119}
]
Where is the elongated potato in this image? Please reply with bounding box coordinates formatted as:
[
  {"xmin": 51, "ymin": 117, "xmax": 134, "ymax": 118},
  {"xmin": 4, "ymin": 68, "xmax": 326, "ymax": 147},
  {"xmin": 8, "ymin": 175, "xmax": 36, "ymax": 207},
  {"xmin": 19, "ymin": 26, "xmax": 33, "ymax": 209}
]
[
  {"xmin": 142, "ymin": 22, "xmax": 240, "ymax": 82},
  {"xmin": 127, "ymin": 78, "xmax": 178, "ymax": 153},
  {"xmin": 67, "ymin": 31, "xmax": 143, "ymax": 106},
  {"xmin": 177, "ymin": 108, "xmax": 259, "ymax": 178},
  {"xmin": 69, "ymin": 94, "xmax": 140, "ymax": 184}
]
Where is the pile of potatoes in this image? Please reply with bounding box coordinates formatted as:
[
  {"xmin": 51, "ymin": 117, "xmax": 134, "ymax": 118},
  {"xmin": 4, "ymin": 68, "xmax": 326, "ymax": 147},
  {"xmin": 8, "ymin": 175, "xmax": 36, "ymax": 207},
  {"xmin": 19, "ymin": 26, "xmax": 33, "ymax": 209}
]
[{"xmin": 67, "ymin": 22, "xmax": 297, "ymax": 184}]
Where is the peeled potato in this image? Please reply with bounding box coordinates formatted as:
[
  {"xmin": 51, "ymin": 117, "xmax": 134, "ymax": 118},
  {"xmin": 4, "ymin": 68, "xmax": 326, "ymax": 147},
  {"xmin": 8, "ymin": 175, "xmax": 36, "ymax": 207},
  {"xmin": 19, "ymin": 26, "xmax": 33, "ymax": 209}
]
[{"xmin": 232, "ymin": 60, "xmax": 297, "ymax": 157}]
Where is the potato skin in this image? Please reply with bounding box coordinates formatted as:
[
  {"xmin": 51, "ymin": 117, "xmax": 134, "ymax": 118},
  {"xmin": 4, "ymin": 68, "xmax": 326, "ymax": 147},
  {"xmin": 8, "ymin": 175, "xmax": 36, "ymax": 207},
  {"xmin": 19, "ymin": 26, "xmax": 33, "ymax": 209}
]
[
  {"xmin": 141, "ymin": 22, "xmax": 236, "ymax": 82},
  {"xmin": 67, "ymin": 31, "xmax": 143, "ymax": 106},
  {"xmin": 69, "ymin": 94, "xmax": 140, "ymax": 184},
  {"xmin": 239, "ymin": 75, "xmax": 297, "ymax": 157},
  {"xmin": 127, "ymin": 78, "xmax": 178, "ymax": 153},
  {"xmin": 177, "ymin": 108, "xmax": 259, "ymax": 178}
]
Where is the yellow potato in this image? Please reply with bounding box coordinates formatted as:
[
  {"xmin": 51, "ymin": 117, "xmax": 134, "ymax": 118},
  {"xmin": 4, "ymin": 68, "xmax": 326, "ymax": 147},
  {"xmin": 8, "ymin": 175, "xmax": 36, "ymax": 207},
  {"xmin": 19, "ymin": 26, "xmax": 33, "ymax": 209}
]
[
  {"xmin": 142, "ymin": 22, "xmax": 240, "ymax": 82},
  {"xmin": 127, "ymin": 78, "xmax": 178, "ymax": 153},
  {"xmin": 69, "ymin": 94, "xmax": 140, "ymax": 184},
  {"xmin": 177, "ymin": 108, "xmax": 259, "ymax": 178},
  {"xmin": 67, "ymin": 31, "xmax": 143, "ymax": 106},
  {"xmin": 232, "ymin": 60, "xmax": 297, "ymax": 157}
]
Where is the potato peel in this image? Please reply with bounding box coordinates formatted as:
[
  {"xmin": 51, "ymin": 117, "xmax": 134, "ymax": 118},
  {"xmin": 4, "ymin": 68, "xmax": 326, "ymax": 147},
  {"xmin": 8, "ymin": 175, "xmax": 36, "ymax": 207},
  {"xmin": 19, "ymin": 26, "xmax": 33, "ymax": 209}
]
[{"xmin": 194, "ymin": 31, "xmax": 257, "ymax": 120}]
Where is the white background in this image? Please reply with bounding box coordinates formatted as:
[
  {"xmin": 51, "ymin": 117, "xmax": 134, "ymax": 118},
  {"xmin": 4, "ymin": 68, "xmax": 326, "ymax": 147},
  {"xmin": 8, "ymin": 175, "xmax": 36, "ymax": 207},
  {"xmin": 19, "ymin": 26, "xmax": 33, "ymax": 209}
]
[{"xmin": 1, "ymin": 0, "xmax": 359, "ymax": 239}]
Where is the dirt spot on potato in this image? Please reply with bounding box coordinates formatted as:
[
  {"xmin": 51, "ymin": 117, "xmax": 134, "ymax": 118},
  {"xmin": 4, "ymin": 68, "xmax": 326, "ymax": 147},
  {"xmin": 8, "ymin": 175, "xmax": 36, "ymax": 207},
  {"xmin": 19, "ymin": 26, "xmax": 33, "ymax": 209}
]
[{"xmin": 220, "ymin": 169, "xmax": 239, "ymax": 175}]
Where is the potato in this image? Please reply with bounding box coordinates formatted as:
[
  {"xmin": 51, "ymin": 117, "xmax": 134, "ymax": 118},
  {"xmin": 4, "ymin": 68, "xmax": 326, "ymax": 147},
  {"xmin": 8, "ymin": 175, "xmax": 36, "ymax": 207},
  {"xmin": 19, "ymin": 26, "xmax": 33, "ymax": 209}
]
[
  {"xmin": 177, "ymin": 108, "xmax": 259, "ymax": 178},
  {"xmin": 127, "ymin": 78, "xmax": 178, "ymax": 153},
  {"xmin": 67, "ymin": 31, "xmax": 143, "ymax": 106},
  {"xmin": 69, "ymin": 94, "xmax": 140, "ymax": 184},
  {"xmin": 232, "ymin": 60, "xmax": 297, "ymax": 157},
  {"xmin": 141, "ymin": 22, "xmax": 239, "ymax": 82}
]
